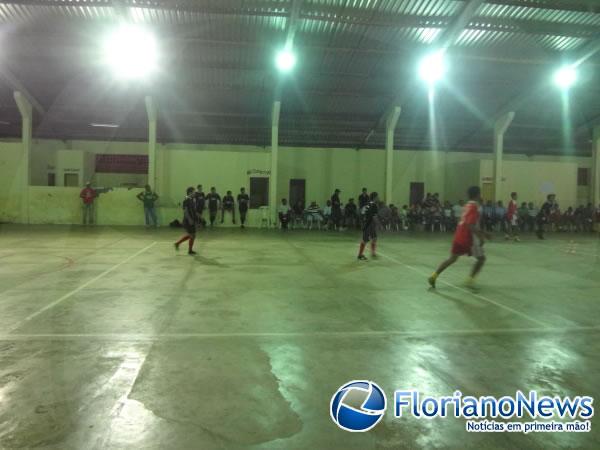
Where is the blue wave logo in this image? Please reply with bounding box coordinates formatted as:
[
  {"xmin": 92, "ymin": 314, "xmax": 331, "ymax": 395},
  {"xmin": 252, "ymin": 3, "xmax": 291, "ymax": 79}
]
[{"xmin": 330, "ymin": 380, "xmax": 387, "ymax": 432}]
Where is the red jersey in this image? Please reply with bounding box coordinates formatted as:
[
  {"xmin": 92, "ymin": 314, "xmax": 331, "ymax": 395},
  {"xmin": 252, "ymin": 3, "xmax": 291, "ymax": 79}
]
[
  {"xmin": 80, "ymin": 187, "xmax": 96, "ymax": 205},
  {"xmin": 453, "ymin": 201, "xmax": 479, "ymax": 247},
  {"xmin": 507, "ymin": 199, "xmax": 517, "ymax": 220}
]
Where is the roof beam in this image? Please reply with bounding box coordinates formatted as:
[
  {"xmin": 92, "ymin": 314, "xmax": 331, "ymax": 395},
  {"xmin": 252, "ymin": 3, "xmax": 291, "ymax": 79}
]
[
  {"xmin": 437, "ymin": 0, "xmax": 485, "ymax": 48},
  {"xmin": 0, "ymin": 64, "xmax": 45, "ymax": 116},
  {"xmin": 358, "ymin": 0, "xmax": 484, "ymax": 149},
  {"xmin": 483, "ymin": 0, "xmax": 600, "ymax": 14}
]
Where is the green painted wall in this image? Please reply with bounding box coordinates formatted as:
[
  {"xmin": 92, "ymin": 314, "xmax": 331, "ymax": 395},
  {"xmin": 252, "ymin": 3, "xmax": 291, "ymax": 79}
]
[
  {"xmin": 0, "ymin": 139, "xmax": 592, "ymax": 225},
  {"xmin": 0, "ymin": 142, "xmax": 25, "ymax": 223}
]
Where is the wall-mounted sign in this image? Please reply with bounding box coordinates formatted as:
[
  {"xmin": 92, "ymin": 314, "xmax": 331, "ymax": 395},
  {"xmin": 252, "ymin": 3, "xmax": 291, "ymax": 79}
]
[
  {"xmin": 96, "ymin": 154, "xmax": 148, "ymax": 174},
  {"xmin": 246, "ymin": 169, "xmax": 271, "ymax": 176}
]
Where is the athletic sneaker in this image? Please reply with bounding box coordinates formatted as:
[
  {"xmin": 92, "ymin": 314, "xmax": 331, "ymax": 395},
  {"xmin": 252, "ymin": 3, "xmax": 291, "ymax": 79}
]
[
  {"xmin": 428, "ymin": 275, "xmax": 436, "ymax": 288},
  {"xmin": 514, "ymin": 237, "xmax": 520, "ymax": 242},
  {"xmin": 357, "ymin": 255, "xmax": 368, "ymax": 261},
  {"xmin": 465, "ymin": 277, "xmax": 478, "ymax": 290},
  {"xmin": 188, "ymin": 250, "xmax": 197, "ymax": 255},
  {"xmin": 371, "ymin": 254, "xmax": 378, "ymax": 259},
  {"xmin": 174, "ymin": 243, "xmax": 180, "ymax": 251}
]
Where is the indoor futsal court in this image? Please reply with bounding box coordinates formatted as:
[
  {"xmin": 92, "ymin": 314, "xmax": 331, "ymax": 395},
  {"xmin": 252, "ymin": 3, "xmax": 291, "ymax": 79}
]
[{"xmin": 1, "ymin": 0, "xmax": 600, "ymax": 449}]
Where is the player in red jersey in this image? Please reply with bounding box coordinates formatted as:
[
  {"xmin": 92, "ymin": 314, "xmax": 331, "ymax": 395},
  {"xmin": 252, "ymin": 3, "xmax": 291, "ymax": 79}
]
[
  {"xmin": 428, "ymin": 186, "xmax": 491, "ymax": 289},
  {"xmin": 505, "ymin": 191, "xmax": 519, "ymax": 241}
]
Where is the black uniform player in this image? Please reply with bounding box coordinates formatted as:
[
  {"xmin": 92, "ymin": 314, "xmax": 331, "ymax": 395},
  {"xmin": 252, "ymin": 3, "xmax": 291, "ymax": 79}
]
[
  {"xmin": 206, "ymin": 187, "xmax": 221, "ymax": 227},
  {"xmin": 331, "ymin": 189, "xmax": 342, "ymax": 230},
  {"xmin": 222, "ymin": 190, "xmax": 236, "ymax": 224},
  {"xmin": 174, "ymin": 187, "xmax": 198, "ymax": 255},
  {"xmin": 358, "ymin": 192, "xmax": 379, "ymax": 260},
  {"xmin": 195, "ymin": 184, "xmax": 205, "ymax": 227},
  {"xmin": 536, "ymin": 194, "xmax": 555, "ymax": 240},
  {"xmin": 237, "ymin": 187, "xmax": 250, "ymax": 228}
]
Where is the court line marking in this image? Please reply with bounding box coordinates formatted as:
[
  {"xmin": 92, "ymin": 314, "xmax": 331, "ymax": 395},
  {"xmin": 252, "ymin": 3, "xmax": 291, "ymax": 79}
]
[
  {"xmin": 6, "ymin": 241, "xmax": 157, "ymax": 334},
  {"xmin": 378, "ymin": 251, "xmax": 551, "ymax": 328},
  {"xmin": 0, "ymin": 325, "xmax": 598, "ymax": 340}
]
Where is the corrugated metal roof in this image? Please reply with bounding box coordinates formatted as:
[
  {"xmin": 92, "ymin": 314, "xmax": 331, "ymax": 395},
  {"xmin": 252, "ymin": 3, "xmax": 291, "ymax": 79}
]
[{"xmin": 477, "ymin": 3, "xmax": 600, "ymax": 27}]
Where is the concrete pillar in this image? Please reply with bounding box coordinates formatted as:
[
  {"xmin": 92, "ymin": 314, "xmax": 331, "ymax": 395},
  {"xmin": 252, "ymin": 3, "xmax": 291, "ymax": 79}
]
[
  {"xmin": 592, "ymin": 125, "xmax": 600, "ymax": 207},
  {"xmin": 385, "ymin": 106, "xmax": 401, "ymax": 204},
  {"xmin": 493, "ymin": 111, "xmax": 515, "ymax": 202},
  {"xmin": 269, "ymin": 101, "xmax": 281, "ymax": 226},
  {"xmin": 145, "ymin": 96, "xmax": 157, "ymax": 190},
  {"xmin": 14, "ymin": 91, "xmax": 32, "ymax": 224}
]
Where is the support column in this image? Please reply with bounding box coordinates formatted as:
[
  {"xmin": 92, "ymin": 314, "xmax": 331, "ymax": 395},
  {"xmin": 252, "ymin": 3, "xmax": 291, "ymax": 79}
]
[
  {"xmin": 385, "ymin": 106, "xmax": 401, "ymax": 204},
  {"xmin": 145, "ymin": 96, "xmax": 157, "ymax": 190},
  {"xmin": 493, "ymin": 111, "xmax": 515, "ymax": 202},
  {"xmin": 14, "ymin": 91, "xmax": 32, "ymax": 224},
  {"xmin": 269, "ymin": 101, "xmax": 281, "ymax": 226},
  {"xmin": 591, "ymin": 125, "xmax": 600, "ymax": 207}
]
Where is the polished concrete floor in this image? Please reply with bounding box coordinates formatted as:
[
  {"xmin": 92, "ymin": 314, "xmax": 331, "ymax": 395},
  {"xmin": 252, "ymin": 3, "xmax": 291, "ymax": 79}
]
[{"xmin": 0, "ymin": 224, "xmax": 598, "ymax": 449}]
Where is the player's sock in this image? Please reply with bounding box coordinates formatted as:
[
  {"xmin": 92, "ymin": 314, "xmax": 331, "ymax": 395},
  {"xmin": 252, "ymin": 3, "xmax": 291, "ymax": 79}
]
[{"xmin": 358, "ymin": 242, "xmax": 366, "ymax": 256}]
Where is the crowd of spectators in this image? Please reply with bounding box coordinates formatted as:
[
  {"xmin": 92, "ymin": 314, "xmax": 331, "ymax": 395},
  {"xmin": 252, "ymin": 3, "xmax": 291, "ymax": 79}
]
[{"xmin": 281, "ymin": 189, "xmax": 600, "ymax": 234}]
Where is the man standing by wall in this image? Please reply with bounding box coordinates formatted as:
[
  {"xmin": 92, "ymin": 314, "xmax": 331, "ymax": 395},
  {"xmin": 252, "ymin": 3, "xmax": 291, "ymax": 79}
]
[
  {"xmin": 206, "ymin": 187, "xmax": 221, "ymax": 227},
  {"xmin": 222, "ymin": 190, "xmax": 236, "ymax": 224},
  {"xmin": 80, "ymin": 182, "xmax": 96, "ymax": 226},
  {"xmin": 137, "ymin": 184, "xmax": 159, "ymax": 227},
  {"xmin": 237, "ymin": 187, "xmax": 250, "ymax": 228},
  {"xmin": 331, "ymin": 189, "xmax": 342, "ymax": 230}
]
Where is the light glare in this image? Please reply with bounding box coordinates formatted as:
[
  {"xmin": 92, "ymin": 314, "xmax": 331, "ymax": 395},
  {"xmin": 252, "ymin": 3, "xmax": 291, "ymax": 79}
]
[
  {"xmin": 276, "ymin": 50, "xmax": 296, "ymax": 72},
  {"xmin": 103, "ymin": 25, "xmax": 158, "ymax": 80},
  {"xmin": 553, "ymin": 66, "xmax": 577, "ymax": 89},
  {"xmin": 419, "ymin": 51, "xmax": 446, "ymax": 84}
]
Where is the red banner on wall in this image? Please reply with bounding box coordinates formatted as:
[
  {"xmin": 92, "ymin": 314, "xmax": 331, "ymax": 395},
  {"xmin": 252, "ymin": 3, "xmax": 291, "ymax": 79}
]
[{"xmin": 95, "ymin": 154, "xmax": 148, "ymax": 174}]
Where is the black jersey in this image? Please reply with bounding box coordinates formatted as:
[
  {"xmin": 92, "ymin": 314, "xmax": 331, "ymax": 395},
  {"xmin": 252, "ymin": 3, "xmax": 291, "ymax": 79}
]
[
  {"xmin": 207, "ymin": 193, "xmax": 221, "ymax": 211},
  {"xmin": 223, "ymin": 194, "xmax": 235, "ymax": 209},
  {"xmin": 331, "ymin": 194, "xmax": 342, "ymax": 212},
  {"xmin": 237, "ymin": 193, "xmax": 250, "ymax": 211},
  {"xmin": 538, "ymin": 201, "xmax": 553, "ymax": 218},
  {"xmin": 363, "ymin": 201, "xmax": 378, "ymax": 228},
  {"xmin": 182, "ymin": 195, "xmax": 197, "ymax": 224},
  {"xmin": 195, "ymin": 191, "xmax": 205, "ymax": 212},
  {"xmin": 358, "ymin": 193, "xmax": 369, "ymax": 209}
]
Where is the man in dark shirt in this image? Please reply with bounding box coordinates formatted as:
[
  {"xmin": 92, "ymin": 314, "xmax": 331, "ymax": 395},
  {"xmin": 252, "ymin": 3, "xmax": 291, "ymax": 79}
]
[
  {"xmin": 237, "ymin": 187, "xmax": 250, "ymax": 228},
  {"xmin": 206, "ymin": 187, "xmax": 221, "ymax": 227},
  {"xmin": 536, "ymin": 194, "xmax": 555, "ymax": 240},
  {"xmin": 195, "ymin": 184, "xmax": 206, "ymax": 226},
  {"xmin": 221, "ymin": 190, "xmax": 236, "ymax": 224},
  {"xmin": 358, "ymin": 188, "xmax": 369, "ymax": 211},
  {"xmin": 331, "ymin": 189, "xmax": 342, "ymax": 230},
  {"xmin": 358, "ymin": 192, "xmax": 379, "ymax": 260},
  {"xmin": 174, "ymin": 186, "xmax": 198, "ymax": 255},
  {"xmin": 344, "ymin": 198, "xmax": 359, "ymax": 229}
]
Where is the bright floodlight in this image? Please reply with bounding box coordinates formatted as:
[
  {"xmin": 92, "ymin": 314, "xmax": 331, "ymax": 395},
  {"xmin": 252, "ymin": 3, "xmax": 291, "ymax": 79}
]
[
  {"xmin": 276, "ymin": 49, "xmax": 296, "ymax": 72},
  {"xmin": 418, "ymin": 51, "xmax": 446, "ymax": 84},
  {"xmin": 103, "ymin": 25, "xmax": 158, "ymax": 80},
  {"xmin": 553, "ymin": 66, "xmax": 577, "ymax": 89}
]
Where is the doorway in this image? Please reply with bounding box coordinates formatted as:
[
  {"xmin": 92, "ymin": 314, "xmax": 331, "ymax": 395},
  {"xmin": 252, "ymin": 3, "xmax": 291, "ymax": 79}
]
[
  {"xmin": 64, "ymin": 173, "xmax": 79, "ymax": 187},
  {"xmin": 409, "ymin": 182, "xmax": 424, "ymax": 206},
  {"xmin": 289, "ymin": 179, "xmax": 306, "ymax": 209}
]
